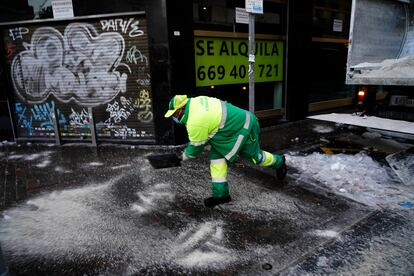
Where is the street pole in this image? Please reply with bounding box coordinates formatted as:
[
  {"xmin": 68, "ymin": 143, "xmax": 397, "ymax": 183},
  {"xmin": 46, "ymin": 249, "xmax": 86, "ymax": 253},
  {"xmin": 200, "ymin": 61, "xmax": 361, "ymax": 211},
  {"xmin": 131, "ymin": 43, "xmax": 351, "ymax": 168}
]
[
  {"xmin": 248, "ymin": 13, "xmax": 255, "ymax": 113},
  {"xmin": 246, "ymin": 0, "xmax": 262, "ymax": 112}
]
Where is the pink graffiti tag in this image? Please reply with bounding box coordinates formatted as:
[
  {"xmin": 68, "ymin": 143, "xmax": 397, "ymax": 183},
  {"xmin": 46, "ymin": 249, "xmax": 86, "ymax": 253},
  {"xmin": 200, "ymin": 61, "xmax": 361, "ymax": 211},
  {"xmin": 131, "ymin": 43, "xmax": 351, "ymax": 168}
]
[{"xmin": 5, "ymin": 41, "xmax": 16, "ymax": 60}]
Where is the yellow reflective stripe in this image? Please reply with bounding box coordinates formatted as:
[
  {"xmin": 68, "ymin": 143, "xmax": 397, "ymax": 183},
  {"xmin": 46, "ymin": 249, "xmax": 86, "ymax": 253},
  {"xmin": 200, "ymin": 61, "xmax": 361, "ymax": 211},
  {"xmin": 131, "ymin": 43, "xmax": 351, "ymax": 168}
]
[
  {"xmin": 225, "ymin": 134, "xmax": 244, "ymax": 160},
  {"xmin": 211, "ymin": 177, "xmax": 227, "ymax": 183},
  {"xmin": 260, "ymin": 151, "xmax": 275, "ymax": 166},
  {"xmin": 190, "ymin": 140, "xmax": 207, "ymax": 146},
  {"xmin": 210, "ymin": 160, "xmax": 227, "ymax": 179},
  {"xmin": 210, "ymin": 158, "xmax": 226, "ymax": 164}
]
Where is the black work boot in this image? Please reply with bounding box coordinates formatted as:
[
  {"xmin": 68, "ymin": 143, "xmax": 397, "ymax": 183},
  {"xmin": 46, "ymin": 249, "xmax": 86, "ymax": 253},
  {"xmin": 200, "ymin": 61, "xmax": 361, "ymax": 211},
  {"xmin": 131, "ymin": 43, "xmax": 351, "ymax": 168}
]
[
  {"xmin": 204, "ymin": 196, "xmax": 232, "ymax": 208},
  {"xmin": 276, "ymin": 155, "xmax": 287, "ymax": 180}
]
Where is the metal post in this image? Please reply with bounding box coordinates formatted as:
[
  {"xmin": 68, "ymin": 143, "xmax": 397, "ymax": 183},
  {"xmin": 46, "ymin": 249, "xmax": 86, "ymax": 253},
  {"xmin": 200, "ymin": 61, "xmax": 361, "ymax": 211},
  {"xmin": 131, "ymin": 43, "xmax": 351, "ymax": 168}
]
[
  {"xmin": 88, "ymin": 107, "xmax": 97, "ymax": 147},
  {"xmin": 284, "ymin": 1, "xmax": 291, "ymax": 121},
  {"xmin": 248, "ymin": 13, "xmax": 255, "ymax": 112},
  {"xmin": 6, "ymin": 99, "xmax": 16, "ymax": 142},
  {"xmin": 51, "ymin": 107, "xmax": 61, "ymax": 146}
]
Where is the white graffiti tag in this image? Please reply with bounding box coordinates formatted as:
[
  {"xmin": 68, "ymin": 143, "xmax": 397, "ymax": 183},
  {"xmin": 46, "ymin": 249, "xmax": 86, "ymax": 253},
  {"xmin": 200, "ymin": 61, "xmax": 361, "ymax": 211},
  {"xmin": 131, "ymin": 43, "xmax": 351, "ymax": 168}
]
[
  {"xmin": 11, "ymin": 23, "xmax": 130, "ymax": 107},
  {"xmin": 9, "ymin": 27, "xmax": 29, "ymax": 40},
  {"xmin": 100, "ymin": 18, "xmax": 144, "ymax": 37},
  {"xmin": 136, "ymin": 66, "xmax": 151, "ymax": 86},
  {"xmin": 126, "ymin": 46, "xmax": 148, "ymax": 65},
  {"xmin": 134, "ymin": 89, "xmax": 153, "ymax": 123},
  {"xmin": 69, "ymin": 108, "xmax": 89, "ymax": 127},
  {"xmin": 136, "ymin": 73, "xmax": 151, "ymax": 86},
  {"xmin": 104, "ymin": 96, "xmax": 134, "ymax": 127}
]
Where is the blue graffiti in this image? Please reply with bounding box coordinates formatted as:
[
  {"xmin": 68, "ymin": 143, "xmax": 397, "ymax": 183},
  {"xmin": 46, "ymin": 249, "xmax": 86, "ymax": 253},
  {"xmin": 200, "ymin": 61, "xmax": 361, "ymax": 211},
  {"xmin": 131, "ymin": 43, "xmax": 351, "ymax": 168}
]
[
  {"xmin": 15, "ymin": 102, "xmax": 33, "ymax": 135},
  {"xmin": 15, "ymin": 101, "xmax": 67, "ymax": 134},
  {"xmin": 30, "ymin": 101, "xmax": 66, "ymax": 129}
]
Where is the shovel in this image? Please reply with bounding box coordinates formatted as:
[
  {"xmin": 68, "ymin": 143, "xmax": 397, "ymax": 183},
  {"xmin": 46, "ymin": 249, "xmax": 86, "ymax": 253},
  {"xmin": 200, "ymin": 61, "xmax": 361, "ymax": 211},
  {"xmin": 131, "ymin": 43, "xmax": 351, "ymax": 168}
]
[{"xmin": 147, "ymin": 153, "xmax": 182, "ymax": 169}]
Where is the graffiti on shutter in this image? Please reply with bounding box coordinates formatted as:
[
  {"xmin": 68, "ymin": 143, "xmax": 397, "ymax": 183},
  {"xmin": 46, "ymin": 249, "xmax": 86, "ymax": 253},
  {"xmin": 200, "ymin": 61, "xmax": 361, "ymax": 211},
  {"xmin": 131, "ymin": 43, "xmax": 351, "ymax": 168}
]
[{"xmin": 3, "ymin": 14, "xmax": 154, "ymax": 142}]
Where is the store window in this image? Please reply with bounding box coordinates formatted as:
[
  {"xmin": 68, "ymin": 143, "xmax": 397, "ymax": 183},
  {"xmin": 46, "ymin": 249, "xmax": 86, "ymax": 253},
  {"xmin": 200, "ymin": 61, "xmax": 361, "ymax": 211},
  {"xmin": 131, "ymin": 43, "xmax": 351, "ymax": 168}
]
[
  {"xmin": 192, "ymin": 0, "xmax": 286, "ymax": 114},
  {"xmin": 310, "ymin": 0, "xmax": 355, "ymax": 107},
  {"xmin": 28, "ymin": 0, "xmax": 53, "ymax": 19}
]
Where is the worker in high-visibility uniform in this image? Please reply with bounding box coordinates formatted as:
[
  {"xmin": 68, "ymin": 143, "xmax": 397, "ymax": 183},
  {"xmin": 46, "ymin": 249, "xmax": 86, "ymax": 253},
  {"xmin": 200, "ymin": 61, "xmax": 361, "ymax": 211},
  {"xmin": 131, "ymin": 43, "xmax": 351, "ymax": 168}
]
[{"xmin": 165, "ymin": 95, "xmax": 287, "ymax": 208}]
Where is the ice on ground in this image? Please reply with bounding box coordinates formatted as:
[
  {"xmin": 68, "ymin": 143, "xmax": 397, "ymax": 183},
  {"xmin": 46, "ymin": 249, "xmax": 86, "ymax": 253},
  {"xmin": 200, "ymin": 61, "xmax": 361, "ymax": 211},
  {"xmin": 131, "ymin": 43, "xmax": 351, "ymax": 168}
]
[
  {"xmin": 0, "ymin": 174, "xmax": 175, "ymax": 270},
  {"xmin": 1, "ymin": 141, "xmax": 16, "ymax": 146},
  {"xmin": 287, "ymin": 152, "xmax": 414, "ymax": 207},
  {"xmin": 177, "ymin": 250, "xmax": 230, "ymax": 267},
  {"xmin": 311, "ymin": 230, "xmax": 339, "ymax": 238},
  {"xmin": 284, "ymin": 212, "xmax": 414, "ymax": 276},
  {"xmin": 313, "ymin": 125, "xmax": 335, "ymax": 134},
  {"xmin": 54, "ymin": 166, "xmax": 72, "ymax": 173},
  {"xmin": 386, "ymin": 149, "xmax": 414, "ymax": 186},
  {"xmin": 0, "ymin": 176, "xmax": 122, "ymax": 259},
  {"xmin": 316, "ymin": 256, "xmax": 329, "ymax": 267},
  {"xmin": 222, "ymin": 188, "xmax": 299, "ymax": 220},
  {"xmin": 131, "ymin": 183, "xmax": 175, "ymax": 214},
  {"xmin": 7, "ymin": 154, "xmax": 24, "ymax": 160},
  {"xmin": 0, "ymin": 172, "xmax": 242, "ymax": 273},
  {"xmin": 136, "ymin": 158, "xmax": 155, "ymax": 183},
  {"xmin": 111, "ymin": 164, "xmax": 132, "ymax": 170},
  {"xmin": 23, "ymin": 153, "xmax": 42, "ymax": 161},
  {"xmin": 6, "ymin": 151, "xmax": 53, "ymax": 165},
  {"xmin": 2, "ymin": 214, "xmax": 11, "ymax": 220},
  {"xmin": 173, "ymin": 221, "xmax": 222, "ymax": 252},
  {"xmin": 87, "ymin": 162, "xmax": 104, "ymax": 166},
  {"xmin": 170, "ymin": 221, "xmax": 236, "ymax": 268},
  {"xmin": 36, "ymin": 159, "xmax": 51, "ymax": 168},
  {"xmin": 23, "ymin": 151, "xmax": 53, "ymax": 161}
]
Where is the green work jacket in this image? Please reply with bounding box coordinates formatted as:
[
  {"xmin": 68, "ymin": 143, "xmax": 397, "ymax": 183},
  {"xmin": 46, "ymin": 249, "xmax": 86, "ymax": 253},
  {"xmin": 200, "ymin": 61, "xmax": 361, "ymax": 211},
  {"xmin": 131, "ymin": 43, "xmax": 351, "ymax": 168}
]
[{"xmin": 181, "ymin": 96, "xmax": 253, "ymax": 162}]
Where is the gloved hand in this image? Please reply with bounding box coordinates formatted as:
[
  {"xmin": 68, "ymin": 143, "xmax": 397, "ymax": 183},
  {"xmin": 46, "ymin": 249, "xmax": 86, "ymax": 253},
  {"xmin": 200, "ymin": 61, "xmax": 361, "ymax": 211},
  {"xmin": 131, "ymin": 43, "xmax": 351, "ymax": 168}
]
[{"xmin": 181, "ymin": 151, "xmax": 190, "ymax": 161}]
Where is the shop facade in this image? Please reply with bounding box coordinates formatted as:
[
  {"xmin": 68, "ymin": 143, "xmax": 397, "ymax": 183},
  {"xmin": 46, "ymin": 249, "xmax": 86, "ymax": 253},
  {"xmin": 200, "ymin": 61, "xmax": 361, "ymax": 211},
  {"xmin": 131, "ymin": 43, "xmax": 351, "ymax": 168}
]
[{"xmin": 0, "ymin": 0, "xmax": 353, "ymax": 145}]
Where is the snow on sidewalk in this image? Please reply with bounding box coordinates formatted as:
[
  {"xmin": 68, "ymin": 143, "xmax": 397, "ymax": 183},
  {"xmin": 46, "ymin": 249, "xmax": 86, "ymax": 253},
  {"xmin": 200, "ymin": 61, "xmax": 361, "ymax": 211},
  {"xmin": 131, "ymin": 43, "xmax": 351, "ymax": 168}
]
[
  {"xmin": 287, "ymin": 152, "xmax": 414, "ymax": 208},
  {"xmin": 308, "ymin": 113, "xmax": 414, "ymax": 135}
]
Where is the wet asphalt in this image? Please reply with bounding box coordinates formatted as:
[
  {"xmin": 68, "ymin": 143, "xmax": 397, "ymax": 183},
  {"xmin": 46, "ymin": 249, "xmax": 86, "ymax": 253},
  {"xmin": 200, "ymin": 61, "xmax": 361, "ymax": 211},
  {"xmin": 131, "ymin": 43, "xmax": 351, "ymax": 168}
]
[{"xmin": 0, "ymin": 119, "xmax": 413, "ymax": 276}]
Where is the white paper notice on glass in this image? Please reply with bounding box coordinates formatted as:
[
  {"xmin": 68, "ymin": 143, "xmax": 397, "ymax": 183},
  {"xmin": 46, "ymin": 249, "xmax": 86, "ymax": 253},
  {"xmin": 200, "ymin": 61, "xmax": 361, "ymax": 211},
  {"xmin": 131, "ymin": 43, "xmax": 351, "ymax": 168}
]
[
  {"xmin": 235, "ymin": 7, "xmax": 249, "ymax": 24},
  {"xmin": 333, "ymin": 19, "xmax": 343, "ymax": 32},
  {"xmin": 52, "ymin": 0, "xmax": 74, "ymax": 19},
  {"xmin": 245, "ymin": 0, "xmax": 263, "ymax": 14}
]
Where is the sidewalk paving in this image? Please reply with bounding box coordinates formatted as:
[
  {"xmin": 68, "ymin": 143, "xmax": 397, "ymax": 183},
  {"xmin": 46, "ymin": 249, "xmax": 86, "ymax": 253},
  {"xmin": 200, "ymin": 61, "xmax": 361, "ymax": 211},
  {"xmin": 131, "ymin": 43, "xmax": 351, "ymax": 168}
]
[{"xmin": 0, "ymin": 119, "xmax": 413, "ymax": 275}]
